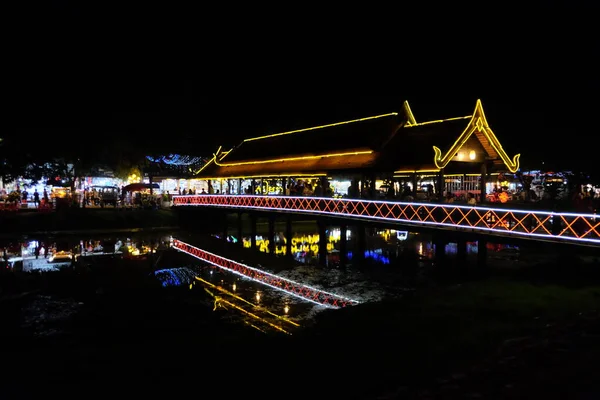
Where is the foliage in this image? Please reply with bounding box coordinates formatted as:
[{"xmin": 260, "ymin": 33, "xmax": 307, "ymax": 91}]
[
  {"xmin": 1, "ymin": 131, "xmax": 207, "ymax": 185},
  {"xmin": 6, "ymin": 191, "xmax": 21, "ymax": 203}
]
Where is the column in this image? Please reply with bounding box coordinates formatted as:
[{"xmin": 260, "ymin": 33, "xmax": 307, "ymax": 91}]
[
  {"xmin": 237, "ymin": 212, "xmax": 244, "ymax": 247},
  {"xmin": 434, "ymin": 236, "xmax": 446, "ymax": 263},
  {"xmin": 268, "ymin": 215, "xmax": 276, "ymax": 254},
  {"xmin": 222, "ymin": 212, "xmax": 228, "ymax": 242},
  {"xmin": 437, "ymin": 169, "xmax": 445, "ymax": 201},
  {"xmin": 412, "ymin": 173, "xmax": 418, "ymax": 197},
  {"xmin": 351, "ymin": 177, "xmax": 359, "ymax": 199},
  {"xmin": 250, "ymin": 214, "xmax": 257, "ymax": 250},
  {"xmin": 477, "ymin": 239, "xmax": 488, "ymax": 267},
  {"xmin": 370, "ymin": 174, "xmax": 377, "ymax": 198},
  {"xmin": 480, "ymin": 163, "xmax": 487, "ymax": 203},
  {"xmin": 318, "ymin": 219, "xmax": 328, "ymax": 267},
  {"xmin": 320, "ymin": 176, "xmax": 329, "ymax": 197},
  {"xmin": 356, "ymin": 224, "xmax": 366, "ymax": 263},
  {"xmin": 457, "ymin": 238, "xmax": 467, "ymax": 262},
  {"xmin": 285, "ymin": 217, "xmax": 293, "ymax": 259},
  {"xmin": 339, "ymin": 224, "xmax": 348, "ymax": 268}
]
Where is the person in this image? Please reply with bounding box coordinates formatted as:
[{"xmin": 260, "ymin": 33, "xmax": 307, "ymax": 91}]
[
  {"xmin": 467, "ymin": 192, "xmax": 477, "ymax": 205},
  {"xmin": 33, "ymin": 189, "xmax": 40, "ymax": 207},
  {"xmin": 444, "ymin": 192, "xmax": 454, "ymax": 203}
]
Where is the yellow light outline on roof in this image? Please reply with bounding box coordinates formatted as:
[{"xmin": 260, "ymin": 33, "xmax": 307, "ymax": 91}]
[
  {"xmin": 214, "ymin": 150, "xmax": 374, "ymax": 167},
  {"xmin": 432, "ymin": 99, "xmax": 520, "ymax": 173},
  {"xmin": 243, "ymin": 113, "xmax": 398, "ymax": 142}
]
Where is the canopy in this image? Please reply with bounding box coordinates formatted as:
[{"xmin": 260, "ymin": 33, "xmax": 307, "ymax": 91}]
[{"xmin": 123, "ymin": 183, "xmax": 160, "ymax": 192}]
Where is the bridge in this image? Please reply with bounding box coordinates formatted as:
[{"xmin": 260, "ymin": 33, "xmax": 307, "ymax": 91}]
[
  {"xmin": 172, "ymin": 194, "xmax": 600, "ymax": 248},
  {"xmin": 171, "ymin": 239, "xmax": 360, "ymax": 308}
]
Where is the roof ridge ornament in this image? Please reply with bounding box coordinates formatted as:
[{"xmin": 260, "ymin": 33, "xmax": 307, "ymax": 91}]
[
  {"xmin": 402, "ymin": 100, "xmax": 417, "ymax": 126},
  {"xmin": 433, "ymin": 99, "xmax": 520, "ymax": 173}
]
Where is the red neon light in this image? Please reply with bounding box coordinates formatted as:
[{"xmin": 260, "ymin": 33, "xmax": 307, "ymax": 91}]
[
  {"xmin": 172, "ymin": 195, "xmax": 600, "ymax": 246},
  {"xmin": 172, "ymin": 239, "xmax": 359, "ymax": 308}
]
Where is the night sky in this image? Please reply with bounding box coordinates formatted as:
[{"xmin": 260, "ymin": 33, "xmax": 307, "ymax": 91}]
[{"xmin": 5, "ymin": 3, "xmax": 599, "ymax": 174}]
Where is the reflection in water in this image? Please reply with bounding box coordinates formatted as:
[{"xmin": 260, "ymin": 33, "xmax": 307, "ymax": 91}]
[
  {"xmin": 3, "ymin": 234, "xmax": 174, "ymax": 272},
  {"xmin": 154, "ymin": 267, "xmax": 197, "ymax": 287},
  {"xmin": 152, "ymin": 265, "xmax": 301, "ymax": 334},
  {"xmin": 235, "ymin": 227, "xmax": 520, "ymax": 268},
  {"xmin": 197, "ymin": 276, "xmax": 298, "ymax": 334},
  {"xmin": 241, "ymin": 232, "xmax": 340, "ymax": 256}
]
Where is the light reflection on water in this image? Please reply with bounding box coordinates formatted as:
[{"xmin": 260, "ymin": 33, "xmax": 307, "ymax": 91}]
[
  {"xmin": 197, "ymin": 265, "xmax": 313, "ymax": 321},
  {"xmin": 228, "ymin": 227, "xmax": 521, "ymax": 268},
  {"xmin": 153, "ymin": 264, "xmax": 311, "ymax": 334}
]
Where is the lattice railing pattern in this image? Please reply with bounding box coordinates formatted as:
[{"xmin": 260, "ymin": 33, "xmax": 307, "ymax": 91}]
[
  {"xmin": 171, "ymin": 239, "xmax": 360, "ymax": 308},
  {"xmin": 172, "ymin": 195, "xmax": 600, "ymax": 246}
]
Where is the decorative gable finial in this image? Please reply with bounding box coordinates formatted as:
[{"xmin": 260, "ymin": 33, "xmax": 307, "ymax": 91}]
[{"xmin": 402, "ymin": 101, "xmax": 417, "ymax": 126}]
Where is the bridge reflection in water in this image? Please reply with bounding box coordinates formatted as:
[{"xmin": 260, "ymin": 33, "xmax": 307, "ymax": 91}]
[{"xmin": 153, "ymin": 265, "xmax": 303, "ymax": 334}]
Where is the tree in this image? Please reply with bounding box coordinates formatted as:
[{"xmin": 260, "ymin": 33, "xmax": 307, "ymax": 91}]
[{"xmin": 0, "ymin": 136, "xmax": 30, "ymax": 185}]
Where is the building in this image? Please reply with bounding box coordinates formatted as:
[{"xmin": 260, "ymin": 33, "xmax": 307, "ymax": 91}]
[{"xmin": 194, "ymin": 99, "xmax": 521, "ymax": 202}]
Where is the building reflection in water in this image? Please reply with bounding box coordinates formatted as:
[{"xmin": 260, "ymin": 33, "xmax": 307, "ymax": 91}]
[{"xmin": 237, "ymin": 227, "xmax": 519, "ymax": 267}]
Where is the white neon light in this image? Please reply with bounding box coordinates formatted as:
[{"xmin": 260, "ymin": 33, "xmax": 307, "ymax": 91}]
[
  {"xmin": 172, "ymin": 195, "xmax": 600, "ymax": 246},
  {"xmin": 172, "ymin": 239, "xmax": 360, "ymax": 308}
]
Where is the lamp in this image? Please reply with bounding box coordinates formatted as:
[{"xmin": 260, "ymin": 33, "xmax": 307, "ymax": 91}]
[{"xmin": 469, "ymin": 150, "xmax": 476, "ymax": 160}]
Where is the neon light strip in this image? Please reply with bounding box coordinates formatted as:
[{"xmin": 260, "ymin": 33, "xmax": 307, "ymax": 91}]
[
  {"xmin": 195, "ymin": 276, "xmax": 300, "ymax": 327},
  {"xmin": 243, "ymin": 113, "xmax": 398, "ymax": 142},
  {"xmin": 172, "ymin": 239, "xmax": 360, "ymax": 308},
  {"xmin": 171, "ymin": 195, "xmax": 600, "ymax": 246}
]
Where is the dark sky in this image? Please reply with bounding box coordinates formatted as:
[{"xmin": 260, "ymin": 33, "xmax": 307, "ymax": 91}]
[{"xmin": 5, "ymin": 2, "xmax": 599, "ymax": 173}]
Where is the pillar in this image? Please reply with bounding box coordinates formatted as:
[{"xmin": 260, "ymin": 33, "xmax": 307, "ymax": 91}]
[
  {"xmin": 285, "ymin": 217, "xmax": 293, "ymax": 259},
  {"xmin": 339, "ymin": 224, "xmax": 348, "ymax": 268},
  {"xmin": 437, "ymin": 169, "xmax": 445, "ymax": 200},
  {"xmin": 237, "ymin": 212, "xmax": 244, "ymax": 247},
  {"xmin": 268, "ymin": 215, "xmax": 276, "ymax": 254},
  {"xmin": 434, "ymin": 236, "xmax": 446, "ymax": 262},
  {"xmin": 318, "ymin": 220, "xmax": 328, "ymax": 267},
  {"xmin": 412, "ymin": 173, "xmax": 418, "ymax": 197},
  {"xmin": 477, "ymin": 239, "xmax": 488, "ymax": 267},
  {"xmin": 250, "ymin": 214, "xmax": 257, "ymax": 250},
  {"xmin": 356, "ymin": 224, "xmax": 366, "ymax": 263},
  {"xmin": 351, "ymin": 178, "xmax": 360, "ymax": 199},
  {"xmin": 480, "ymin": 163, "xmax": 487, "ymax": 203},
  {"xmin": 369, "ymin": 174, "xmax": 377, "ymax": 198},
  {"xmin": 320, "ymin": 176, "xmax": 329, "ymax": 197},
  {"xmin": 457, "ymin": 238, "xmax": 467, "ymax": 261}
]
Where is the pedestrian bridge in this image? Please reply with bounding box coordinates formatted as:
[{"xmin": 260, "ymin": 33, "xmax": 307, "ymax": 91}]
[{"xmin": 172, "ymin": 195, "xmax": 600, "ymax": 248}]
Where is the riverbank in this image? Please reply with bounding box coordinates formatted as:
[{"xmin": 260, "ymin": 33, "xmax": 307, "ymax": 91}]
[
  {"xmin": 0, "ymin": 208, "xmax": 179, "ymax": 235},
  {"xmin": 3, "ymin": 259, "xmax": 600, "ymax": 398}
]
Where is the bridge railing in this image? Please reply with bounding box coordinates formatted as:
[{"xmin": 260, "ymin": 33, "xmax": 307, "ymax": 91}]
[
  {"xmin": 171, "ymin": 239, "xmax": 359, "ymax": 308},
  {"xmin": 172, "ymin": 195, "xmax": 600, "ymax": 246}
]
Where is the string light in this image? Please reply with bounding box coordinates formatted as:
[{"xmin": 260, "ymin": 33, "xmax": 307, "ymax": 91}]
[{"xmin": 146, "ymin": 154, "xmax": 205, "ymax": 166}]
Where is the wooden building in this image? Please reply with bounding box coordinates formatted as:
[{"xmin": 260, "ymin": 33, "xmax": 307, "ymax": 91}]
[{"xmin": 195, "ymin": 99, "xmax": 520, "ymax": 202}]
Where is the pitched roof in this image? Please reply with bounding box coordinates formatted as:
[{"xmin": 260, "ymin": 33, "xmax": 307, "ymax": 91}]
[
  {"xmin": 222, "ymin": 113, "xmax": 401, "ymax": 163},
  {"xmin": 376, "ymin": 117, "xmax": 472, "ymax": 172},
  {"xmin": 197, "ymin": 151, "xmax": 378, "ymax": 179},
  {"xmin": 194, "ymin": 99, "xmax": 521, "ymax": 179}
]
